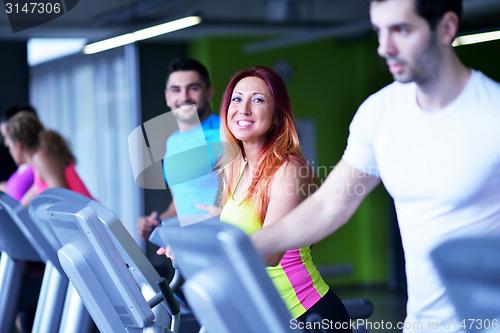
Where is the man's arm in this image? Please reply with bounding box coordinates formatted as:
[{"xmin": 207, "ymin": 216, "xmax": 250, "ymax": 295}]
[
  {"xmin": 137, "ymin": 200, "xmax": 177, "ymax": 241},
  {"xmin": 250, "ymin": 159, "xmax": 380, "ymax": 261},
  {"xmin": 159, "ymin": 200, "xmax": 177, "ymax": 220}
]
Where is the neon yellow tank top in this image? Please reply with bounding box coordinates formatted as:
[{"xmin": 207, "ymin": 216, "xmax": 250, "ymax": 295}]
[{"xmin": 220, "ymin": 162, "xmax": 329, "ymax": 318}]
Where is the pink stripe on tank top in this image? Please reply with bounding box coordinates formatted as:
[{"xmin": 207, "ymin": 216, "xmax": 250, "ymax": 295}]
[{"xmin": 280, "ymin": 248, "xmax": 322, "ymax": 310}]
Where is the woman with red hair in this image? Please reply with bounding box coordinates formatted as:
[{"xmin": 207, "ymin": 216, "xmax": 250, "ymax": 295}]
[{"xmin": 215, "ymin": 67, "xmax": 351, "ymax": 331}]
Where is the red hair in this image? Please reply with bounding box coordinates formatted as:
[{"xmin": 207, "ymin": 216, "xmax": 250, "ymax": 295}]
[{"xmin": 218, "ymin": 67, "xmax": 315, "ymax": 224}]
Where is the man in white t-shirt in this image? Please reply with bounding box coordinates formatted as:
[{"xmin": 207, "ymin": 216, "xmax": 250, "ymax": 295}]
[{"xmin": 251, "ymin": 0, "xmax": 500, "ymax": 331}]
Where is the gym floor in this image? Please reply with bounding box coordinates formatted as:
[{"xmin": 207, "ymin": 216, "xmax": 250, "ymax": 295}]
[
  {"xmin": 10, "ymin": 286, "xmax": 406, "ymax": 333},
  {"xmin": 335, "ymin": 286, "xmax": 408, "ymax": 332}
]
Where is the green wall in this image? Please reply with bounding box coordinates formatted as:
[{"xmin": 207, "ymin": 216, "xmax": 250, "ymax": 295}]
[
  {"xmin": 187, "ymin": 35, "xmax": 500, "ymax": 287},
  {"xmin": 188, "ymin": 36, "xmax": 394, "ymax": 286},
  {"xmin": 455, "ymin": 39, "xmax": 500, "ymax": 82}
]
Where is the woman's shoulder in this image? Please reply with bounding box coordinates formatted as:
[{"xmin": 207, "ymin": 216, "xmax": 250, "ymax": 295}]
[
  {"xmin": 274, "ymin": 159, "xmax": 311, "ymax": 180},
  {"xmin": 33, "ymin": 150, "xmax": 67, "ymax": 170},
  {"xmin": 32, "ymin": 149, "xmax": 50, "ymax": 163},
  {"xmin": 33, "ymin": 148, "xmax": 54, "ymax": 161},
  {"xmin": 270, "ymin": 159, "xmax": 314, "ymax": 195}
]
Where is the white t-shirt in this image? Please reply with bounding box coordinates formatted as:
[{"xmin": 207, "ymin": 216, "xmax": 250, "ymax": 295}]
[{"xmin": 343, "ymin": 70, "xmax": 500, "ymax": 332}]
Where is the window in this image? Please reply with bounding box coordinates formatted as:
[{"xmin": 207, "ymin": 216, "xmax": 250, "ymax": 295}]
[{"xmin": 30, "ymin": 44, "xmax": 142, "ymax": 241}]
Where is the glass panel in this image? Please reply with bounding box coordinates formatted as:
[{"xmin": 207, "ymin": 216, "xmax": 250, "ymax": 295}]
[{"xmin": 29, "ymin": 46, "xmax": 141, "ymax": 242}]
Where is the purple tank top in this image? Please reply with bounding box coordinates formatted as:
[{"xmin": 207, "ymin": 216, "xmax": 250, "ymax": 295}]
[{"xmin": 6, "ymin": 164, "xmax": 34, "ymax": 202}]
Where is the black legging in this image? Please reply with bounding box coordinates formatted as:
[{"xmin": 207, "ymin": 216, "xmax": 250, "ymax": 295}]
[{"xmin": 296, "ymin": 290, "xmax": 352, "ymax": 332}]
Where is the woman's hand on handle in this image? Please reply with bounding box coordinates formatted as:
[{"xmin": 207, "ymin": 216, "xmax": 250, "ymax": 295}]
[{"xmin": 157, "ymin": 245, "xmax": 176, "ymax": 262}]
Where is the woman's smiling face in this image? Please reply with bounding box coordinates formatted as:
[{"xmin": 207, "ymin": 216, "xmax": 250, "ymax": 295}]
[{"xmin": 227, "ymin": 76, "xmax": 277, "ymax": 147}]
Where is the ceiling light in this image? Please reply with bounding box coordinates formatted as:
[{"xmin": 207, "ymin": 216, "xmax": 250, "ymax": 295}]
[
  {"xmin": 28, "ymin": 38, "xmax": 87, "ymax": 66},
  {"xmin": 453, "ymin": 30, "xmax": 500, "ymax": 47},
  {"xmin": 83, "ymin": 15, "xmax": 201, "ymax": 54}
]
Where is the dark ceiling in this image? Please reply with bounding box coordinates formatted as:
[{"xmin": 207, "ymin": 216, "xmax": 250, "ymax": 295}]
[{"xmin": 1, "ymin": 0, "xmax": 500, "ymax": 48}]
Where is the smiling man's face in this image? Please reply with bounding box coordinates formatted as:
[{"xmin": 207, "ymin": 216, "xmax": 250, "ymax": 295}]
[{"xmin": 165, "ymin": 70, "xmax": 214, "ymax": 125}]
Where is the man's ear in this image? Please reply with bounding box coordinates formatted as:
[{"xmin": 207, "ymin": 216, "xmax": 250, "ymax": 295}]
[
  {"xmin": 207, "ymin": 86, "xmax": 215, "ymax": 103},
  {"xmin": 438, "ymin": 11, "xmax": 460, "ymax": 46},
  {"xmin": 164, "ymin": 89, "xmax": 172, "ymax": 109}
]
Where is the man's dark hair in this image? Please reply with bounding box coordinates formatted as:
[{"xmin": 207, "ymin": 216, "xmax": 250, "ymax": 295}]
[
  {"xmin": 368, "ymin": 0, "xmax": 462, "ymax": 30},
  {"xmin": 166, "ymin": 58, "xmax": 211, "ymax": 88}
]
